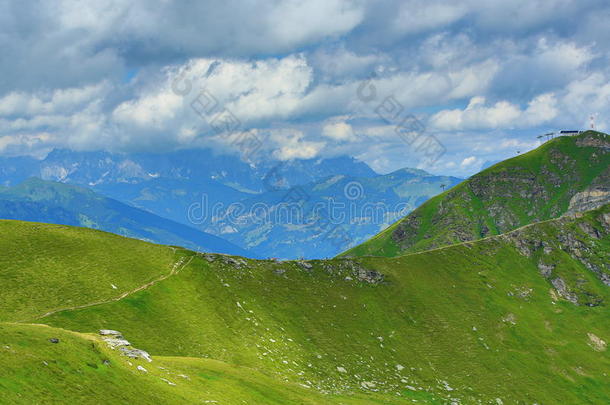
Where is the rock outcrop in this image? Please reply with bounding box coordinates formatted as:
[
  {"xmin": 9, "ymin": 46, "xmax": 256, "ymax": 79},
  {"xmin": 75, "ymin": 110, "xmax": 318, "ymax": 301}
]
[
  {"xmin": 350, "ymin": 131, "xmax": 610, "ymax": 258},
  {"xmin": 567, "ymin": 187, "xmax": 610, "ymax": 214},
  {"xmin": 504, "ymin": 205, "xmax": 609, "ymax": 306},
  {"xmin": 99, "ymin": 330, "xmax": 152, "ymax": 362}
]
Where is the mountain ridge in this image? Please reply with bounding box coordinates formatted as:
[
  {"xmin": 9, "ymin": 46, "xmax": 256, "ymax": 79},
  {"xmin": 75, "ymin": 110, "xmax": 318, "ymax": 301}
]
[
  {"xmin": 0, "ymin": 177, "xmax": 255, "ymax": 257},
  {"xmin": 342, "ymin": 130, "xmax": 610, "ymax": 258}
]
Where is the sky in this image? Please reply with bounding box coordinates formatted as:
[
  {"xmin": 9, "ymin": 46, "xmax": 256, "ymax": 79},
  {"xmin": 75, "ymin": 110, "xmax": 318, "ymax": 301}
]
[{"xmin": 1, "ymin": 0, "xmax": 609, "ymax": 177}]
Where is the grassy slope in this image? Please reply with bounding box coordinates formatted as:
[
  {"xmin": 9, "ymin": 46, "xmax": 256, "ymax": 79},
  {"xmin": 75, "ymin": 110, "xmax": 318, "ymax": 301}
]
[
  {"xmin": 0, "ymin": 323, "xmax": 390, "ymax": 405},
  {"xmin": 342, "ymin": 131, "xmax": 610, "ymax": 258},
  {"xmin": 0, "ymin": 220, "xmax": 181, "ymax": 322},
  {"xmin": 1, "ymin": 207, "xmax": 608, "ymax": 403}
]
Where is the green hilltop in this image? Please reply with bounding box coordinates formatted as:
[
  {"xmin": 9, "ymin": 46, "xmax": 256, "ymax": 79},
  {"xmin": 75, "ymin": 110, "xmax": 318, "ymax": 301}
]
[
  {"xmin": 1, "ymin": 202, "xmax": 609, "ymax": 403},
  {"xmin": 341, "ymin": 131, "xmax": 610, "ymax": 258}
]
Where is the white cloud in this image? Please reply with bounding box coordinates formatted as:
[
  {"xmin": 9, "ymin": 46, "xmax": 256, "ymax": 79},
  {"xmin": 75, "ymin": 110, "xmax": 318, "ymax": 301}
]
[
  {"xmin": 106, "ymin": 55, "xmax": 315, "ymax": 152},
  {"xmin": 0, "ymin": 83, "xmax": 111, "ymax": 153},
  {"xmin": 499, "ymin": 138, "xmax": 539, "ymax": 150},
  {"xmin": 430, "ymin": 97, "xmax": 520, "ymax": 131},
  {"xmin": 555, "ymin": 73, "xmax": 610, "ymax": 130},
  {"xmin": 430, "ymin": 92, "xmax": 561, "ymax": 131},
  {"xmin": 0, "ymin": 132, "xmax": 53, "ymax": 154},
  {"xmin": 2, "ymin": 0, "xmax": 610, "ymax": 175},
  {"xmin": 55, "ymin": 0, "xmax": 365, "ymax": 57},
  {"xmin": 322, "ymin": 119, "xmax": 355, "ymax": 141},
  {"xmin": 268, "ymin": 129, "xmax": 326, "ymax": 161},
  {"xmin": 112, "ymin": 90, "xmax": 182, "ymax": 130},
  {"xmin": 266, "ymin": 0, "xmax": 364, "ymax": 49},
  {"xmin": 0, "ymin": 83, "xmax": 109, "ymax": 117},
  {"xmin": 310, "ymin": 47, "xmax": 387, "ymax": 81},
  {"xmin": 393, "ymin": 1, "xmax": 469, "ymax": 35},
  {"xmin": 460, "ymin": 156, "xmax": 479, "ymax": 168},
  {"xmin": 522, "ymin": 93, "xmax": 559, "ymax": 126}
]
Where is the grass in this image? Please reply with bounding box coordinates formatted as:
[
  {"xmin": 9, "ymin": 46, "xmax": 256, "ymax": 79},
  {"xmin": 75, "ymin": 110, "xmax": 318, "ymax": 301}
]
[
  {"xmin": 0, "ymin": 220, "xmax": 178, "ymax": 322},
  {"xmin": 0, "ymin": 323, "xmax": 397, "ymax": 404},
  {"xmin": 1, "ymin": 206, "xmax": 608, "ymax": 403},
  {"xmin": 341, "ymin": 131, "xmax": 610, "ymax": 258}
]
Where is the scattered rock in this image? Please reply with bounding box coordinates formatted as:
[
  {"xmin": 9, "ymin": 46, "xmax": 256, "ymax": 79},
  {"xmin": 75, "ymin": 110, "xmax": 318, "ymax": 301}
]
[
  {"xmin": 509, "ymin": 235, "xmax": 541, "ymax": 257},
  {"xmin": 49, "ymin": 338, "xmax": 60, "ymax": 344},
  {"xmin": 202, "ymin": 253, "xmax": 216, "ymax": 262},
  {"xmin": 103, "ymin": 337, "xmax": 131, "ymax": 349},
  {"xmin": 224, "ymin": 257, "xmax": 247, "ymax": 267},
  {"xmin": 100, "ymin": 330, "xmax": 152, "ymax": 362},
  {"xmin": 120, "ymin": 347, "xmax": 152, "ymax": 362},
  {"xmin": 510, "ymin": 286, "xmax": 533, "ymax": 300},
  {"xmin": 99, "ymin": 330, "xmax": 123, "ymax": 337},
  {"xmin": 567, "ymin": 188, "xmax": 610, "ymax": 215},
  {"xmin": 160, "ymin": 378, "xmax": 176, "ymax": 386},
  {"xmin": 336, "ymin": 366, "xmax": 347, "ymax": 373},
  {"xmin": 297, "ymin": 261, "xmax": 313, "ymax": 271},
  {"xmin": 578, "ymin": 222, "xmax": 602, "ymax": 239},
  {"xmin": 551, "ymin": 277, "xmax": 578, "ymax": 305},
  {"xmin": 360, "ymin": 381, "xmax": 376, "ymax": 389},
  {"xmin": 538, "ymin": 263, "xmax": 554, "ymax": 278},
  {"xmin": 575, "ymin": 133, "xmax": 610, "ymax": 149},
  {"xmin": 137, "ymin": 365, "xmax": 148, "ymax": 373},
  {"xmin": 588, "ymin": 333, "xmax": 607, "ymax": 352},
  {"xmin": 356, "ymin": 267, "xmax": 384, "ymax": 284},
  {"xmin": 502, "ymin": 313, "xmax": 517, "ymax": 325}
]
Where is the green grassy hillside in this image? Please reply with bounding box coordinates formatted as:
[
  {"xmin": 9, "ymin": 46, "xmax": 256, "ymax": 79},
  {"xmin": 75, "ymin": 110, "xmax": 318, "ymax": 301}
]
[
  {"xmin": 0, "ymin": 220, "xmax": 184, "ymax": 323},
  {"xmin": 342, "ymin": 131, "xmax": 610, "ymax": 257},
  {"xmin": 1, "ymin": 205, "xmax": 608, "ymax": 403},
  {"xmin": 0, "ymin": 323, "xmax": 390, "ymax": 404}
]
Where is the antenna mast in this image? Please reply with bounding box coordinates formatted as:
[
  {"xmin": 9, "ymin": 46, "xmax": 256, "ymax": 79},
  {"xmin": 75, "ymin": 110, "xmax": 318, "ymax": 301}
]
[{"xmin": 590, "ymin": 114, "xmax": 596, "ymax": 130}]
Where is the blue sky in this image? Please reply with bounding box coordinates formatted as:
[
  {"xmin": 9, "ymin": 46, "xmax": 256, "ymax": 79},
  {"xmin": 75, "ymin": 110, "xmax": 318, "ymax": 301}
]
[{"xmin": 0, "ymin": 0, "xmax": 609, "ymax": 176}]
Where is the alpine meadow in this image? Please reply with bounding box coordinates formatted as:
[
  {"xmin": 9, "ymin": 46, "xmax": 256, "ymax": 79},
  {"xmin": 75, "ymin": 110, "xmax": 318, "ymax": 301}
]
[{"xmin": 1, "ymin": 2, "xmax": 610, "ymax": 404}]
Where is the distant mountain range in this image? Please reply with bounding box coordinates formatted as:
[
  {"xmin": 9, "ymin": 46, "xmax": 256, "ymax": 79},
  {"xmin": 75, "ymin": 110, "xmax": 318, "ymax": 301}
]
[
  {"xmin": 0, "ymin": 178, "xmax": 253, "ymax": 257},
  {"xmin": 0, "ymin": 148, "xmax": 461, "ymax": 258},
  {"xmin": 206, "ymin": 168, "xmax": 461, "ymax": 258},
  {"xmin": 0, "ymin": 148, "xmax": 376, "ymax": 192}
]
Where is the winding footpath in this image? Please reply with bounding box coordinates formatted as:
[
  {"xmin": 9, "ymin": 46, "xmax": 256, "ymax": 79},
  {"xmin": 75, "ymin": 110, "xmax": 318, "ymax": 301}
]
[{"xmin": 22, "ymin": 250, "xmax": 195, "ymax": 322}]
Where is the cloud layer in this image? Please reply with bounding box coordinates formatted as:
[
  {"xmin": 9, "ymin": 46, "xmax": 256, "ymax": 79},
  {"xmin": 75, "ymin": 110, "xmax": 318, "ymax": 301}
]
[{"xmin": 1, "ymin": 0, "xmax": 610, "ymax": 176}]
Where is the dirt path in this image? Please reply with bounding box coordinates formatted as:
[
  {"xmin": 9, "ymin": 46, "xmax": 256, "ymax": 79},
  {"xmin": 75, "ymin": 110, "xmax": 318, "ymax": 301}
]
[{"xmin": 27, "ymin": 251, "xmax": 195, "ymax": 321}]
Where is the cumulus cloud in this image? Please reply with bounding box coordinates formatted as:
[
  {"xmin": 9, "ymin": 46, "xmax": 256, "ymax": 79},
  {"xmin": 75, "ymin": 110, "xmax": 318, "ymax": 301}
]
[
  {"xmin": 430, "ymin": 97, "xmax": 520, "ymax": 131},
  {"xmin": 268, "ymin": 129, "xmax": 326, "ymax": 161},
  {"xmin": 322, "ymin": 119, "xmax": 356, "ymax": 141},
  {"xmin": 1, "ymin": 0, "xmax": 610, "ymax": 175},
  {"xmin": 0, "ymin": 83, "xmax": 110, "ymax": 117},
  {"xmin": 108, "ymin": 55, "xmax": 315, "ymax": 152},
  {"xmin": 429, "ymin": 92, "xmax": 561, "ymax": 131},
  {"xmin": 460, "ymin": 156, "xmax": 479, "ymax": 168},
  {"xmin": 490, "ymin": 39, "xmax": 595, "ymax": 99}
]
